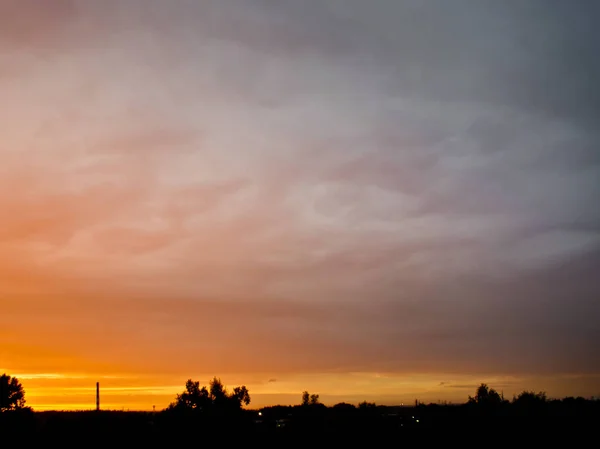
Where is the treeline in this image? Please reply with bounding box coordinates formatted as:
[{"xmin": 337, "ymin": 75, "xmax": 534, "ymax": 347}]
[
  {"xmin": 1, "ymin": 374, "xmax": 599, "ymax": 444},
  {"xmin": 2, "ymin": 373, "xmax": 598, "ymax": 414}
]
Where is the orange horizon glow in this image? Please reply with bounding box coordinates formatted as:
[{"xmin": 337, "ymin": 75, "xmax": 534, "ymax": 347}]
[{"xmin": 5, "ymin": 369, "xmax": 599, "ymax": 411}]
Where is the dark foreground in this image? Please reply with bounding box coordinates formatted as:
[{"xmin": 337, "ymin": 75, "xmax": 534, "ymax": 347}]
[{"xmin": 2, "ymin": 400, "xmax": 598, "ymax": 445}]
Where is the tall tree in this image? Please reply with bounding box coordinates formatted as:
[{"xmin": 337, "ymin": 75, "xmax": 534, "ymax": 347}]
[
  {"xmin": 301, "ymin": 391, "xmax": 310, "ymax": 406},
  {"xmin": 232, "ymin": 386, "xmax": 251, "ymax": 407},
  {"xmin": 0, "ymin": 374, "xmax": 26, "ymax": 411}
]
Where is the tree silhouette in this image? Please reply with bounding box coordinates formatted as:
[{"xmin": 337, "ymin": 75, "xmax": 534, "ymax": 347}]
[
  {"xmin": 468, "ymin": 383, "xmax": 503, "ymax": 406},
  {"xmin": 0, "ymin": 374, "xmax": 27, "ymax": 411},
  {"xmin": 301, "ymin": 391, "xmax": 310, "ymax": 406},
  {"xmin": 168, "ymin": 377, "xmax": 250, "ymax": 413},
  {"xmin": 332, "ymin": 402, "xmax": 356, "ymax": 415},
  {"xmin": 300, "ymin": 391, "xmax": 321, "ymax": 406},
  {"xmin": 513, "ymin": 390, "xmax": 548, "ymax": 409},
  {"xmin": 209, "ymin": 377, "xmax": 228, "ymax": 404},
  {"xmin": 333, "ymin": 402, "xmax": 356, "ymax": 410},
  {"xmin": 358, "ymin": 401, "xmax": 377, "ymax": 409},
  {"xmin": 232, "ymin": 386, "xmax": 251, "ymax": 407},
  {"xmin": 170, "ymin": 379, "xmax": 211, "ymax": 410}
]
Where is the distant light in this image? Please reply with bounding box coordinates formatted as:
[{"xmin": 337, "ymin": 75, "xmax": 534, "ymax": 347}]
[
  {"xmin": 416, "ymin": 419, "xmax": 420, "ymax": 423},
  {"xmin": 412, "ymin": 416, "xmax": 414, "ymax": 419},
  {"xmin": 258, "ymin": 412, "xmax": 262, "ymax": 416}
]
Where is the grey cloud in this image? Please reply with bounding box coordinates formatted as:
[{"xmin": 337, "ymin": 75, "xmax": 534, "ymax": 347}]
[
  {"xmin": 6, "ymin": 0, "xmax": 600, "ymax": 128},
  {"xmin": 0, "ymin": 0, "xmax": 75, "ymax": 46},
  {"xmin": 246, "ymin": 0, "xmax": 600, "ymax": 126},
  {"xmin": 2, "ymin": 0, "xmax": 599, "ymax": 381}
]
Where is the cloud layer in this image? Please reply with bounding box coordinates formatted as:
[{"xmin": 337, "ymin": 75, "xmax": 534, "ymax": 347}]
[{"xmin": 1, "ymin": 0, "xmax": 599, "ymax": 408}]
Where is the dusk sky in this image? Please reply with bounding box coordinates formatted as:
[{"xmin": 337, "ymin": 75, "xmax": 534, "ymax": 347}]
[{"xmin": 1, "ymin": 0, "xmax": 599, "ymax": 410}]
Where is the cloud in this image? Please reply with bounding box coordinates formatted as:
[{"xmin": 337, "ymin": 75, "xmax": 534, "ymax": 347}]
[
  {"xmin": 0, "ymin": 0, "xmax": 598, "ymax": 407},
  {"xmin": 0, "ymin": 1, "xmax": 76, "ymax": 46}
]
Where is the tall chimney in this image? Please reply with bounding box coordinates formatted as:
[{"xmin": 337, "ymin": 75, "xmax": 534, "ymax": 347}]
[{"xmin": 96, "ymin": 382, "xmax": 100, "ymax": 411}]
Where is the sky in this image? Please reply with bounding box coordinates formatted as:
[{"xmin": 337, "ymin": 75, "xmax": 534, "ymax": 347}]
[{"xmin": 1, "ymin": 0, "xmax": 599, "ymax": 411}]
